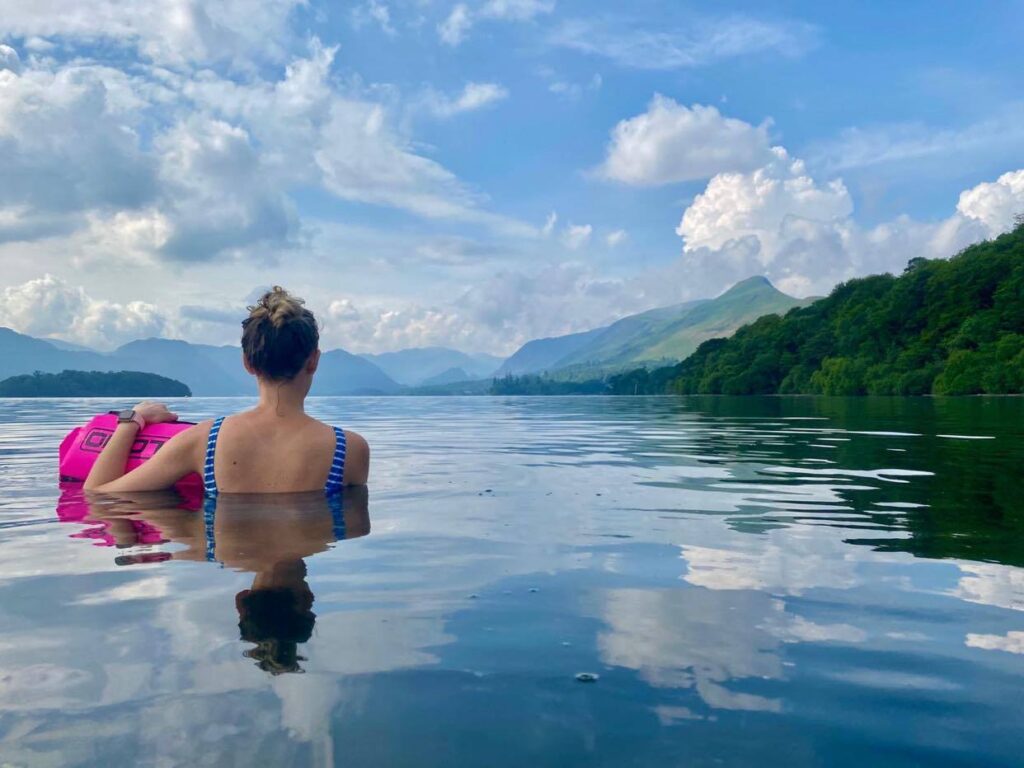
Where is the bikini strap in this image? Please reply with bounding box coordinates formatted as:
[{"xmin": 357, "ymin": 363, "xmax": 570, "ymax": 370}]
[
  {"xmin": 324, "ymin": 426, "xmax": 347, "ymax": 495},
  {"xmin": 202, "ymin": 496, "xmax": 218, "ymax": 564},
  {"xmin": 328, "ymin": 492, "xmax": 346, "ymax": 540},
  {"xmin": 204, "ymin": 417, "xmax": 224, "ymax": 497}
]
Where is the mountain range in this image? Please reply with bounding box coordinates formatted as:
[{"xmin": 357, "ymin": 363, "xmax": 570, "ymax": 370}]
[
  {"xmin": 497, "ymin": 276, "xmax": 806, "ymax": 379},
  {"xmin": 0, "ymin": 330, "xmax": 401, "ymax": 396},
  {"xmin": 0, "ymin": 275, "xmax": 803, "ymax": 394},
  {"xmin": 359, "ymin": 347, "xmax": 502, "ymax": 386}
]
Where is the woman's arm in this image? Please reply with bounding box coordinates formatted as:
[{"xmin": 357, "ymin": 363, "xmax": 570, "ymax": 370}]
[{"xmin": 84, "ymin": 402, "xmax": 202, "ymax": 493}]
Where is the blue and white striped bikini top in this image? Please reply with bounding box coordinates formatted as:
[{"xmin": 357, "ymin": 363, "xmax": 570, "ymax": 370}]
[{"xmin": 203, "ymin": 416, "xmax": 347, "ymax": 497}]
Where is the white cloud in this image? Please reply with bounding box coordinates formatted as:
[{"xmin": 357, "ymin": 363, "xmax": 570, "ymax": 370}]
[
  {"xmin": 438, "ymin": 4, "xmax": 472, "ymax": 45},
  {"xmin": 561, "ymin": 223, "xmax": 592, "ymax": 250},
  {"xmin": 438, "ymin": 0, "xmax": 553, "ymax": 46},
  {"xmin": 600, "ymin": 97, "xmax": 774, "ymax": 186},
  {"xmin": 596, "ymin": 588, "xmax": 783, "ymax": 712},
  {"xmin": 673, "ymin": 147, "xmax": 1023, "ymax": 297},
  {"xmin": 606, "ymin": 229, "xmax": 627, "ymax": 247},
  {"xmin": 0, "ymin": 274, "xmax": 166, "ymax": 348},
  {"xmin": 965, "ymin": 631, "xmax": 1024, "ymax": 655},
  {"xmin": 678, "ymin": 147, "xmax": 852, "ymax": 254},
  {"xmin": 480, "ymin": 0, "xmax": 554, "ymax": 20},
  {"xmin": 953, "ymin": 563, "xmax": 1024, "ymax": 612},
  {"xmin": 0, "ymin": 62, "xmax": 157, "ymax": 218},
  {"xmin": 0, "ymin": 40, "xmax": 525, "ymax": 264},
  {"xmin": 351, "ymin": 0, "xmax": 396, "ymax": 35},
  {"xmin": 152, "ymin": 116, "xmax": 298, "ymax": 261},
  {"xmin": 0, "ymin": 0, "xmax": 304, "ymax": 68},
  {"xmin": 425, "ymin": 82, "xmax": 509, "ymax": 118},
  {"xmin": 313, "ymin": 159, "xmax": 1024, "ymax": 354},
  {"xmin": 550, "ymin": 15, "xmax": 817, "ymax": 70},
  {"xmin": 955, "ymin": 169, "xmax": 1024, "ymax": 238},
  {"xmin": 0, "ymin": 44, "xmax": 22, "ymax": 74}
]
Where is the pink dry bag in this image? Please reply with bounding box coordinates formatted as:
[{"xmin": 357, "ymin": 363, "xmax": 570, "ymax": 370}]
[{"xmin": 58, "ymin": 412, "xmax": 203, "ymax": 490}]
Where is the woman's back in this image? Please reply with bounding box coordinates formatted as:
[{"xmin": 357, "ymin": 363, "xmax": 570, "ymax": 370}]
[
  {"xmin": 83, "ymin": 286, "xmax": 370, "ymax": 495},
  {"xmin": 205, "ymin": 412, "xmax": 362, "ymax": 494}
]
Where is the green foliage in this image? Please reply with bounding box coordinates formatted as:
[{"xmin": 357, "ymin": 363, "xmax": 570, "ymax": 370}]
[
  {"xmin": 0, "ymin": 370, "xmax": 191, "ymax": 397},
  {"xmin": 490, "ymin": 374, "xmax": 609, "ymax": 395},
  {"xmin": 608, "ymin": 226, "xmax": 1024, "ymax": 395}
]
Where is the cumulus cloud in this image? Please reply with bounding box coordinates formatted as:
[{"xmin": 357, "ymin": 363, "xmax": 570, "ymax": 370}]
[
  {"xmin": 956, "ymin": 169, "xmax": 1024, "ymax": 237},
  {"xmin": 0, "ymin": 40, "xmax": 522, "ymax": 262},
  {"xmin": 319, "ymin": 260, "xmax": 640, "ymax": 354},
  {"xmin": 562, "ymin": 223, "xmax": 592, "ymax": 250},
  {"xmin": 0, "ymin": 0, "xmax": 304, "ymax": 68},
  {"xmin": 671, "ymin": 148, "xmax": 1023, "ymax": 297},
  {"xmin": 153, "ymin": 117, "xmax": 297, "ymax": 261},
  {"xmin": 425, "ymin": 82, "xmax": 509, "ymax": 118},
  {"xmin": 0, "ymin": 62, "xmax": 157, "ymax": 217},
  {"xmin": 550, "ymin": 15, "xmax": 817, "ymax": 70},
  {"xmin": 599, "ymin": 97, "xmax": 774, "ymax": 185},
  {"xmin": 310, "ymin": 160, "xmax": 1024, "ymax": 355},
  {"xmin": 438, "ymin": 0, "xmax": 553, "ymax": 46},
  {"xmin": 0, "ymin": 274, "xmax": 165, "ymax": 348},
  {"xmin": 677, "ymin": 147, "xmax": 852, "ymax": 254}
]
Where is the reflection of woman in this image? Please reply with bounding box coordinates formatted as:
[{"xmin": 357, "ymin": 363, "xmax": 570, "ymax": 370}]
[
  {"xmin": 83, "ymin": 286, "xmax": 370, "ymax": 494},
  {"xmin": 76, "ymin": 487, "xmax": 370, "ymax": 674}
]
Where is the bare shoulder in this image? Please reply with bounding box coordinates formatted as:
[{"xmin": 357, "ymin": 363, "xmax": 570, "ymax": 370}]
[
  {"xmin": 168, "ymin": 420, "xmax": 213, "ymax": 449},
  {"xmin": 343, "ymin": 429, "xmax": 370, "ymax": 485},
  {"xmin": 161, "ymin": 420, "xmax": 209, "ymax": 463}
]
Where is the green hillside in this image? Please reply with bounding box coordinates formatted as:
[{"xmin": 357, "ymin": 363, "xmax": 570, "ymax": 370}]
[
  {"xmin": 610, "ymin": 224, "xmax": 1024, "ymax": 396},
  {"xmin": 495, "ymin": 276, "xmax": 805, "ymax": 382}
]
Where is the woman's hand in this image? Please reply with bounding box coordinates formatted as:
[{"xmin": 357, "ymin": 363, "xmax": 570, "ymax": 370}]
[{"xmin": 133, "ymin": 401, "xmax": 179, "ymax": 425}]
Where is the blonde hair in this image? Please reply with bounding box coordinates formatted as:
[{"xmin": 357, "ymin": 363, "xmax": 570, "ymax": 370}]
[{"xmin": 241, "ymin": 286, "xmax": 319, "ymax": 380}]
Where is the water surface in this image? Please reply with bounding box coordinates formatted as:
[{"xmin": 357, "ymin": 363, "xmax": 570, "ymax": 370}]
[{"xmin": 1, "ymin": 396, "xmax": 1022, "ymax": 766}]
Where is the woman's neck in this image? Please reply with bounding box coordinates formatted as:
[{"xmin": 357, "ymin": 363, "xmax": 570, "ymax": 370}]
[{"xmin": 255, "ymin": 377, "xmax": 308, "ymax": 416}]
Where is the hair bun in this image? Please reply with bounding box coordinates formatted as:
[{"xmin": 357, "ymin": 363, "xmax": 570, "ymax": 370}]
[
  {"xmin": 250, "ymin": 286, "xmax": 305, "ymax": 328},
  {"xmin": 241, "ymin": 286, "xmax": 320, "ymax": 381}
]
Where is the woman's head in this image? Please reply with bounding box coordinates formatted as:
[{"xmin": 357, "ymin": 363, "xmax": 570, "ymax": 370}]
[{"xmin": 241, "ymin": 286, "xmax": 319, "ymax": 381}]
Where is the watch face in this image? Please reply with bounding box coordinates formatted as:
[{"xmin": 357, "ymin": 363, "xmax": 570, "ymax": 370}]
[{"xmin": 117, "ymin": 409, "xmax": 136, "ymax": 421}]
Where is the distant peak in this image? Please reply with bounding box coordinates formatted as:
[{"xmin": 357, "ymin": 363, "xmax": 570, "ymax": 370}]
[{"xmin": 719, "ymin": 275, "xmax": 783, "ymax": 298}]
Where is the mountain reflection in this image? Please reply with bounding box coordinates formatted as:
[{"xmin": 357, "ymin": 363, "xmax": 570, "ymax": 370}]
[{"xmin": 58, "ymin": 486, "xmax": 370, "ymax": 674}]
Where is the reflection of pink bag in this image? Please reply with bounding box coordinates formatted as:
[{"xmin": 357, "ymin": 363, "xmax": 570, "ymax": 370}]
[
  {"xmin": 58, "ymin": 412, "xmax": 203, "ymax": 490},
  {"xmin": 56, "ymin": 482, "xmax": 202, "ymax": 551}
]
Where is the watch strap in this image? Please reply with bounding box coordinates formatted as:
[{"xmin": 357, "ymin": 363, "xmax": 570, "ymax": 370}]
[{"xmin": 116, "ymin": 409, "xmax": 146, "ymax": 430}]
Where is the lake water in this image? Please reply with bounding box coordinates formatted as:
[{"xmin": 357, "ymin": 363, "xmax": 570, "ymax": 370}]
[{"xmin": 1, "ymin": 396, "xmax": 1022, "ymax": 767}]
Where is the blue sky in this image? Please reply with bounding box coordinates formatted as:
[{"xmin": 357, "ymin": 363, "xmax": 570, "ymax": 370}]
[{"xmin": 0, "ymin": 0, "xmax": 1022, "ymax": 353}]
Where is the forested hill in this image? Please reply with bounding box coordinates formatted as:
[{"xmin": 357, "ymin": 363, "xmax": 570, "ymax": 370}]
[
  {"xmin": 610, "ymin": 224, "xmax": 1024, "ymax": 396},
  {"xmin": 0, "ymin": 370, "xmax": 191, "ymax": 397}
]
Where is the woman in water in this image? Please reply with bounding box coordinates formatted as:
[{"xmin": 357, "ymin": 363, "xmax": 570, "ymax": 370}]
[{"xmin": 84, "ymin": 286, "xmax": 370, "ymax": 493}]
